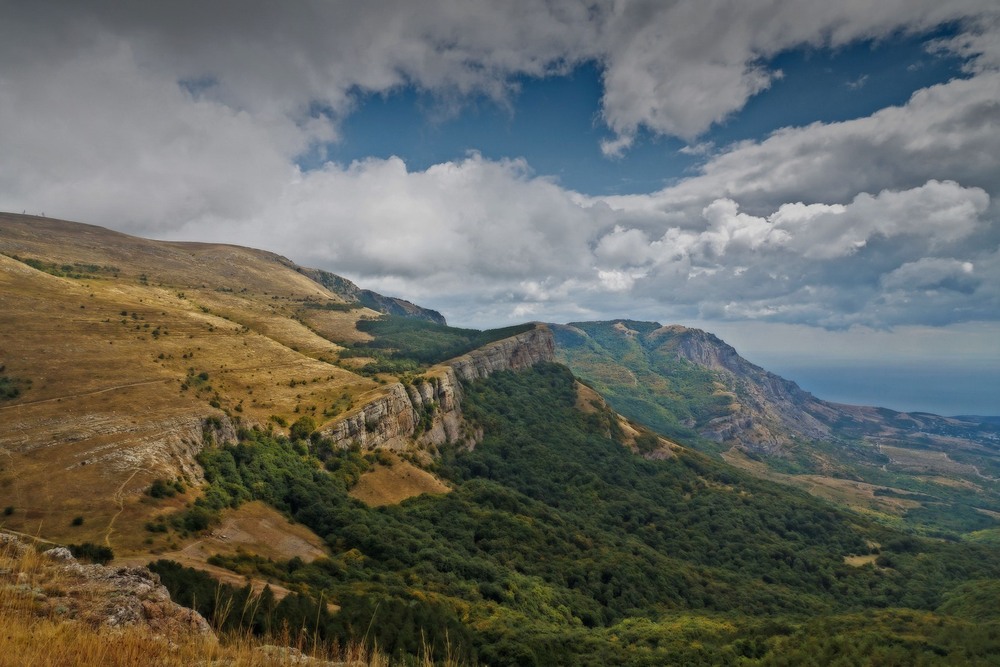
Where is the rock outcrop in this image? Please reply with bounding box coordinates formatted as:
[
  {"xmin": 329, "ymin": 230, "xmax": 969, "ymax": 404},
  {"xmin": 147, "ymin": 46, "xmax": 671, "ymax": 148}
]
[
  {"xmin": 320, "ymin": 325, "xmax": 555, "ymax": 451},
  {"xmin": 0, "ymin": 533, "xmax": 215, "ymax": 641}
]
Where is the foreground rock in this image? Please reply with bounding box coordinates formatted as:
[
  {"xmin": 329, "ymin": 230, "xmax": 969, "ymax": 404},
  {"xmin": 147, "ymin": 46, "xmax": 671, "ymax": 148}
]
[{"xmin": 0, "ymin": 533, "xmax": 215, "ymax": 641}]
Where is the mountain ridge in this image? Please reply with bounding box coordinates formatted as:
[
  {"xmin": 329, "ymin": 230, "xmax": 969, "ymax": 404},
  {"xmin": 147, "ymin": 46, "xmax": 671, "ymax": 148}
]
[
  {"xmin": 0, "ymin": 213, "xmax": 552, "ymax": 560},
  {"xmin": 553, "ymin": 318, "xmax": 1000, "ymax": 536},
  {"xmin": 3, "ymin": 214, "xmax": 1000, "ymax": 663}
]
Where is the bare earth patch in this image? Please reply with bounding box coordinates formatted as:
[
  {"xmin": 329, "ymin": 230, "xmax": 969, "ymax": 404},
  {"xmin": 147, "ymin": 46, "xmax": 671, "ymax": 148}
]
[
  {"xmin": 722, "ymin": 447, "xmax": 921, "ymax": 516},
  {"xmin": 115, "ymin": 501, "xmax": 331, "ymax": 605},
  {"xmin": 844, "ymin": 554, "xmax": 879, "ymax": 567},
  {"xmin": 349, "ymin": 457, "xmax": 450, "ymax": 507}
]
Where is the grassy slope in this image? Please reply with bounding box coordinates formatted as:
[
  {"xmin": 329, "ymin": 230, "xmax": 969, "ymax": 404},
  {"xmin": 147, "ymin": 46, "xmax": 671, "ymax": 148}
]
[
  {"xmin": 0, "ymin": 215, "xmax": 390, "ymax": 557},
  {"xmin": 0, "ymin": 214, "xmax": 543, "ymax": 587}
]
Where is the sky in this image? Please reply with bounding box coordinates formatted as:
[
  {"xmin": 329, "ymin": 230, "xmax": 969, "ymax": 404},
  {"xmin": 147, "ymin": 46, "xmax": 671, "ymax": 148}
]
[{"xmin": 1, "ymin": 1, "xmax": 999, "ymax": 415}]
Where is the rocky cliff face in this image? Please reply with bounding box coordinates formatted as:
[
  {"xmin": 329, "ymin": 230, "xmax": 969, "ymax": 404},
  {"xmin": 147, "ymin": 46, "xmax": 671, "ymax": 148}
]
[{"xmin": 320, "ymin": 325, "xmax": 555, "ymax": 451}]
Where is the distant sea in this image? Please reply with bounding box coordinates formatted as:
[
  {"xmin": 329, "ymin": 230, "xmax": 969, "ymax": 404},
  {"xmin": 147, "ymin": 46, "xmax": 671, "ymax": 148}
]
[{"xmin": 764, "ymin": 361, "xmax": 1000, "ymax": 418}]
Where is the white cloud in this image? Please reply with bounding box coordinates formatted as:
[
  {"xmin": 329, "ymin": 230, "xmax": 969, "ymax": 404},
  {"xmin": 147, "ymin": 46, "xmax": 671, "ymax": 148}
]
[
  {"xmin": 0, "ymin": 1, "xmax": 998, "ymax": 335},
  {"xmin": 0, "ymin": 34, "xmax": 305, "ymax": 232},
  {"xmin": 4, "ymin": 1, "xmax": 999, "ymax": 157},
  {"xmin": 590, "ymin": 180, "xmax": 991, "ymax": 328},
  {"xmin": 846, "ymin": 74, "xmax": 869, "ymax": 90},
  {"xmin": 594, "ymin": 0, "xmax": 1000, "ymax": 145},
  {"xmin": 881, "ymin": 257, "xmax": 979, "ymax": 293}
]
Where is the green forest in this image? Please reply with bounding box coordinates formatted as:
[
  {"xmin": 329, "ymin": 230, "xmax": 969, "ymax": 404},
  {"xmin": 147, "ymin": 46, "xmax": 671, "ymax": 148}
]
[{"xmin": 154, "ymin": 363, "xmax": 1000, "ymax": 665}]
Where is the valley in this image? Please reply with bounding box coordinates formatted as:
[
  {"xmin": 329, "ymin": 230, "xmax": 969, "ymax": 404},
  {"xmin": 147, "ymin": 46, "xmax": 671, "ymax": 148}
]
[{"xmin": 1, "ymin": 214, "xmax": 999, "ymax": 665}]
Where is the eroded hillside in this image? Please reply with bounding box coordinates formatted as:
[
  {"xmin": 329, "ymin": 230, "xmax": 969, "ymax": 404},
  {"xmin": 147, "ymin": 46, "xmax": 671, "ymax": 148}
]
[{"xmin": 0, "ymin": 214, "xmax": 554, "ymax": 565}]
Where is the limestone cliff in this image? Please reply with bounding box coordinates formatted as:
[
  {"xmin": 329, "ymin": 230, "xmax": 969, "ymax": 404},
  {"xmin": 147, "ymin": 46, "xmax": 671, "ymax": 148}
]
[{"xmin": 320, "ymin": 324, "xmax": 555, "ymax": 451}]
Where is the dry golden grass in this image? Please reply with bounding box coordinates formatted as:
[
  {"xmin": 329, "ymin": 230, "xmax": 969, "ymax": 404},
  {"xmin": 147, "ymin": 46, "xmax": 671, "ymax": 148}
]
[
  {"xmin": 574, "ymin": 381, "xmax": 607, "ymax": 415},
  {"xmin": 0, "ymin": 533, "xmax": 466, "ymax": 666},
  {"xmin": 843, "ymin": 554, "xmax": 879, "ymax": 567},
  {"xmin": 300, "ymin": 307, "xmax": 379, "ymax": 346},
  {"xmin": 879, "ymin": 444, "xmax": 979, "ymax": 476},
  {"xmin": 0, "ymin": 214, "xmax": 395, "ymax": 565},
  {"xmin": 915, "ymin": 475, "xmax": 981, "ymax": 490},
  {"xmin": 349, "ymin": 455, "xmax": 451, "ymax": 507},
  {"xmin": 114, "ymin": 501, "xmax": 331, "ymax": 604}
]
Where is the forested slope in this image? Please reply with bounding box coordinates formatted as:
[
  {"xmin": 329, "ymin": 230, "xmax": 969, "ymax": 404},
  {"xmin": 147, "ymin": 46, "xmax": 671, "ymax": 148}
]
[{"xmin": 155, "ymin": 364, "xmax": 1000, "ymax": 665}]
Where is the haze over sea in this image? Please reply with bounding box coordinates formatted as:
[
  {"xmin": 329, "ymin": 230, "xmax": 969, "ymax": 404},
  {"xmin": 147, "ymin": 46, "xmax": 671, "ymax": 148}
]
[{"xmin": 767, "ymin": 361, "xmax": 1000, "ymax": 417}]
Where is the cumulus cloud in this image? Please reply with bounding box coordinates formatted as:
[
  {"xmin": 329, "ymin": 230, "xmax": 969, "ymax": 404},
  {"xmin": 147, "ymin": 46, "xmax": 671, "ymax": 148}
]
[
  {"xmin": 0, "ymin": 1, "xmax": 999, "ymax": 332},
  {"xmin": 594, "ymin": 0, "xmax": 1000, "ymax": 145},
  {"xmin": 592, "ymin": 180, "xmax": 992, "ymax": 328},
  {"xmin": 4, "ymin": 1, "xmax": 998, "ymax": 154},
  {"xmin": 0, "ymin": 33, "xmax": 304, "ymax": 232},
  {"xmin": 601, "ymin": 71, "xmax": 1000, "ymax": 214}
]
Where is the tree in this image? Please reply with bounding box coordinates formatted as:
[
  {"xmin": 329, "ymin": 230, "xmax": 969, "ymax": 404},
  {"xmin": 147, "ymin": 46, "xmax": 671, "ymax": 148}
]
[{"xmin": 290, "ymin": 415, "xmax": 317, "ymax": 442}]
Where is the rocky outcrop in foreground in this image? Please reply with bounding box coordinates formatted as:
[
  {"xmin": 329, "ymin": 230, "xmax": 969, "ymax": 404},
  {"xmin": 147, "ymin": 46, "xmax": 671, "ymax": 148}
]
[
  {"xmin": 0, "ymin": 532, "xmax": 214, "ymax": 641},
  {"xmin": 321, "ymin": 324, "xmax": 555, "ymax": 451}
]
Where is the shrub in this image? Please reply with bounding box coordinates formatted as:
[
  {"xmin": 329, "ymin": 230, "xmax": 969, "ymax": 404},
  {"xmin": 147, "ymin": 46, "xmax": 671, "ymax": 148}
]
[
  {"xmin": 148, "ymin": 478, "xmax": 177, "ymax": 498},
  {"xmin": 68, "ymin": 542, "xmax": 114, "ymax": 565},
  {"xmin": 290, "ymin": 415, "xmax": 317, "ymax": 442},
  {"xmin": 70, "ymin": 516, "xmax": 84, "ymax": 526},
  {"xmin": 174, "ymin": 505, "xmax": 218, "ymax": 533}
]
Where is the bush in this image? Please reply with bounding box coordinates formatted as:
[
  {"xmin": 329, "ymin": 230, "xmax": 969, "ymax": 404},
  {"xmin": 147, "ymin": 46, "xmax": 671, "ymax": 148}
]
[
  {"xmin": 148, "ymin": 478, "xmax": 177, "ymax": 498},
  {"xmin": 175, "ymin": 505, "xmax": 218, "ymax": 533},
  {"xmin": 68, "ymin": 542, "xmax": 114, "ymax": 564},
  {"xmin": 290, "ymin": 415, "xmax": 317, "ymax": 442},
  {"xmin": 0, "ymin": 375, "xmax": 22, "ymax": 400},
  {"xmin": 71, "ymin": 516, "xmax": 84, "ymax": 526}
]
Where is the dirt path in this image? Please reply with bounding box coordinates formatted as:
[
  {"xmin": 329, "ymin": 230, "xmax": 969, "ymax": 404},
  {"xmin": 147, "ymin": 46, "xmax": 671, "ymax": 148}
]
[
  {"xmin": 0, "ymin": 378, "xmax": 172, "ymax": 411},
  {"xmin": 105, "ymin": 469, "xmax": 141, "ymax": 547},
  {"xmin": 972, "ymin": 465, "xmax": 998, "ymax": 482}
]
